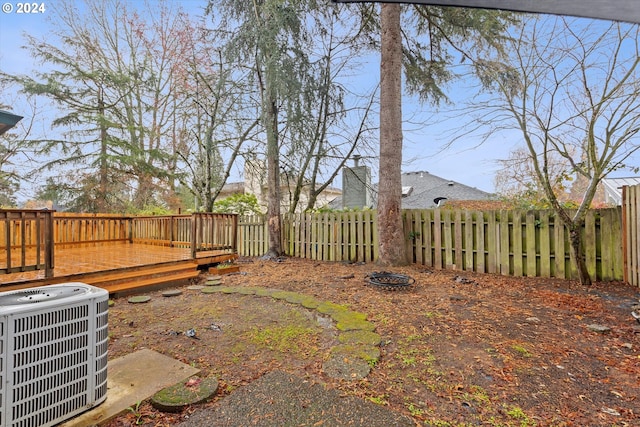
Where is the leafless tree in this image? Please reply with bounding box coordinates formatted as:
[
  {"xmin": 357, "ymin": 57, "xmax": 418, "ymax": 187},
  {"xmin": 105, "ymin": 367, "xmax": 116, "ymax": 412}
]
[{"xmin": 474, "ymin": 17, "xmax": 640, "ymax": 284}]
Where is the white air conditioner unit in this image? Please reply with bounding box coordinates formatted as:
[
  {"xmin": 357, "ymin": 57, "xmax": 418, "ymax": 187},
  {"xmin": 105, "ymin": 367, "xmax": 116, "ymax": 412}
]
[{"xmin": 0, "ymin": 283, "xmax": 108, "ymax": 427}]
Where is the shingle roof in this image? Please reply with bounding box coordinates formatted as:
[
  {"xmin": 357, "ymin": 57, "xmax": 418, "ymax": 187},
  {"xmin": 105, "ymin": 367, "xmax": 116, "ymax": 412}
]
[
  {"xmin": 328, "ymin": 170, "xmax": 494, "ymax": 209},
  {"xmin": 393, "ymin": 171, "xmax": 494, "ymax": 209}
]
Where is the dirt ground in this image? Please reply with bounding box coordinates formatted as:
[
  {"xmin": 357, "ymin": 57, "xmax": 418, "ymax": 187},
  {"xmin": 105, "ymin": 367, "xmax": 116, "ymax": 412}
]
[{"xmin": 104, "ymin": 257, "xmax": 640, "ymax": 427}]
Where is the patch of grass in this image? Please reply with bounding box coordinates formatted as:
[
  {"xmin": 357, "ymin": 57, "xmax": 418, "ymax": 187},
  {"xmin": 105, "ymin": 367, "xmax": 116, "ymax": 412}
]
[
  {"xmin": 404, "ymin": 400, "xmax": 425, "ymax": 417},
  {"xmin": 510, "ymin": 344, "xmax": 533, "ymax": 358},
  {"xmin": 401, "ymin": 355, "xmax": 417, "ymax": 367},
  {"xmin": 367, "ymin": 394, "xmax": 388, "ymax": 405},
  {"xmin": 424, "ymin": 420, "xmax": 473, "ymax": 427},
  {"xmin": 424, "ymin": 311, "xmax": 441, "ymax": 319},
  {"xmin": 504, "ymin": 404, "xmax": 536, "ymax": 427},
  {"xmin": 127, "ymin": 401, "xmax": 145, "ymax": 425},
  {"xmin": 459, "ymin": 385, "xmax": 491, "ymax": 405},
  {"xmin": 244, "ymin": 323, "xmax": 319, "ymax": 355},
  {"xmin": 395, "ymin": 338, "xmax": 437, "ymax": 369},
  {"xmin": 370, "ymin": 313, "xmax": 391, "ymax": 326}
]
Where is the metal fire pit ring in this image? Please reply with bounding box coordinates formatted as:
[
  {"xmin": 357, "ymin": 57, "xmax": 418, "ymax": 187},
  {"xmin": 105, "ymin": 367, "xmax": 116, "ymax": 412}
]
[{"xmin": 366, "ymin": 271, "xmax": 415, "ymax": 291}]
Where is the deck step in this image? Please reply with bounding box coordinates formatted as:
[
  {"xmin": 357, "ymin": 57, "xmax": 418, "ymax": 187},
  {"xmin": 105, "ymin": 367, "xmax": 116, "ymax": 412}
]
[
  {"xmin": 82, "ymin": 262, "xmax": 200, "ymax": 295},
  {"xmin": 99, "ymin": 270, "xmax": 200, "ymax": 295},
  {"xmin": 86, "ymin": 263, "xmax": 197, "ymax": 285}
]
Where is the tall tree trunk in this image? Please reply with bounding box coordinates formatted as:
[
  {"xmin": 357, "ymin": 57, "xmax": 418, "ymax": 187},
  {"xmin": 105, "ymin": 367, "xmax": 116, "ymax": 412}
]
[
  {"xmin": 377, "ymin": 3, "xmax": 407, "ymax": 266},
  {"xmin": 569, "ymin": 225, "xmax": 592, "ymax": 285},
  {"xmin": 98, "ymin": 86, "xmax": 109, "ymax": 213},
  {"xmin": 265, "ymin": 89, "xmax": 282, "ymax": 257}
]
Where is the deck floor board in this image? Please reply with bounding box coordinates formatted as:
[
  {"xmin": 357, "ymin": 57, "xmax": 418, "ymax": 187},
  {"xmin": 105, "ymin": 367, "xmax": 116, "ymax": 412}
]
[{"xmin": 1, "ymin": 242, "xmax": 229, "ymax": 286}]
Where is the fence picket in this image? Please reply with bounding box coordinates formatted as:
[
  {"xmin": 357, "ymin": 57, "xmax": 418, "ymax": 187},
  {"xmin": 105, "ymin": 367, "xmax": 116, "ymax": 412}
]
[
  {"xmin": 585, "ymin": 212, "xmax": 597, "ymax": 280},
  {"xmin": 513, "ymin": 211, "xmax": 523, "ymax": 276}
]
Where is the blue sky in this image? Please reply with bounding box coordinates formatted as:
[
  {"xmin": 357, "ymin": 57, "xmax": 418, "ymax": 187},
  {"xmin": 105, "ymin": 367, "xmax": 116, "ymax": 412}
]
[
  {"xmin": 1, "ymin": 1, "xmax": 638, "ymax": 201},
  {"xmin": 0, "ymin": 0, "xmax": 511, "ymax": 198}
]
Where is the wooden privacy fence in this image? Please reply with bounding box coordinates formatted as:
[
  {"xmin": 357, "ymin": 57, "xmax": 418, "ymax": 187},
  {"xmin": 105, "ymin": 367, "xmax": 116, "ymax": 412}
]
[
  {"xmin": 622, "ymin": 184, "xmax": 640, "ymax": 286},
  {"xmin": 238, "ymin": 215, "xmax": 269, "ymax": 257},
  {"xmin": 403, "ymin": 208, "xmax": 621, "ymax": 281},
  {"xmin": 238, "ymin": 207, "xmax": 623, "ymax": 281},
  {"xmin": 238, "ymin": 211, "xmax": 378, "ymax": 262}
]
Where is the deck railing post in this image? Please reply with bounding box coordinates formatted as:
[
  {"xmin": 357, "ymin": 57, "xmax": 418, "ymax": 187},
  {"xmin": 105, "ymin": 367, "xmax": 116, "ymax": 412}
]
[
  {"xmin": 128, "ymin": 217, "xmax": 133, "ymax": 243},
  {"xmin": 4, "ymin": 211, "xmax": 12, "ymax": 272},
  {"xmin": 191, "ymin": 213, "xmax": 197, "ymax": 259},
  {"xmin": 170, "ymin": 215, "xmax": 175, "ymax": 247},
  {"xmin": 44, "ymin": 210, "xmax": 55, "ymax": 278}
]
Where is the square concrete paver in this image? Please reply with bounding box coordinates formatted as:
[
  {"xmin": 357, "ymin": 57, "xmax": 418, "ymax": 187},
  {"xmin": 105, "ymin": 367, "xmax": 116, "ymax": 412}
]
[{"xmin": 60, "ymin": 348, "xmax": 200, "ymax": 427}]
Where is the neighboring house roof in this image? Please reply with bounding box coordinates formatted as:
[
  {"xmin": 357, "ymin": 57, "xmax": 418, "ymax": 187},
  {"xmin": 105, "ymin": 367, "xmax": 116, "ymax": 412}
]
[
  {"xmin": 394, "ymin": 171, "xmax": 493, "ymax": 209},
  {"xmin": 219, "ymin": 182, "xmax": 245, "ymax": 198},
  {"xmin": 328, "ymin": 170, "xmax": 494, "ymax": 210},
  {"xmin": 601, "ymin": 177, "xmax": 640, "ymax": 205}
]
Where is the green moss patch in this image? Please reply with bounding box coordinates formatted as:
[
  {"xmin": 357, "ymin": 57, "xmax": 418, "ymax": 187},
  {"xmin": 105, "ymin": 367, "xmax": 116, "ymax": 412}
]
[
  {"xmin": 151, "ymin": 376, "xmax": 218, "ymax": 413},
  {"xmin": 255, "ymin": 288, "xmax": 278, "ymax": 297},
  {"xmin": 244, "ymin": 323, "xmax": 320, "ymax": 355},
  {"xmin": 201, "ymin": 286, "xmax": 232, "ymax": 294},
  {"xmin": 316, "ymin": 301, "xmax": 349, "ymax": 315},
  {"xmin": 236, "ymin": 287, "xmax": 259, "ymax": 295},
  {"xmin": 323, "ymin": 354, "xmax": 372, "ymax": 380},
  {"xmin": 336, "ymin": 318, "xmax": 376, "ymax": 332},
  {"xmin": 197, "ymin": 285, "xmax": 380, "ymax": 380},
  {"xmin": 330, "ymin": 309, "xmax": 367, "ymax": 323},
  {"xmin": 338, "ymin": 330, "xmax": 382, "ymax": 346},
  {"xmin": 331, "ymin": 344, "xmax": 381, "ymax": 363},
  {"xmin": 269, "ymin": 290, "xmax": 304, "ymax": 302},
  {"xmin": 299, "ymin": 295, "xmax": 322, "ymax": 309}
]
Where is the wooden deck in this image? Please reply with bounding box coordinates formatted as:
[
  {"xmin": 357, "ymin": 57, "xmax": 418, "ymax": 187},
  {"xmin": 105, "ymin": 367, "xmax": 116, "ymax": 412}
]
[{"xmin": 0, "ymin": 242, "xmax": 236, "ymax": 294}]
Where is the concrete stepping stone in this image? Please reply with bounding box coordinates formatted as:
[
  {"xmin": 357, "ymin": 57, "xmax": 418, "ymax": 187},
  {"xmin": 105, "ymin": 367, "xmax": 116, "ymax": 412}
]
[
  {"xmin": 162, "ymin": 289, "xmax": 182, "ymax": 297},
  {"xmin": 151, "ymin": 376, "xmax": 218, "ymax": 413}
]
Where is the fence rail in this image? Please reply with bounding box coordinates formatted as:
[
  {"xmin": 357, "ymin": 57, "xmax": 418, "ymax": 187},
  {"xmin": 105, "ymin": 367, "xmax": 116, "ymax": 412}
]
[{"xmin": 238, "ymin": 207, "xmax": 623, "ymax": 281}]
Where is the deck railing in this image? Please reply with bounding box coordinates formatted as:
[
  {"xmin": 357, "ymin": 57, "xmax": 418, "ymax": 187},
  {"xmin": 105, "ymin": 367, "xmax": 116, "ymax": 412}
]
[
  {"xmin": 0, "ymin": 211, "xmax": 238, "ymax": 277},
  {"xmin": 131, "ymin": 215, "xmax": 192, "ymax": 247},
  {"xmin": 190, "ymin": 213, "xmax": 238, "ymax": 258},
  {"xmin": 54, "ymin": 213, "xmax": 130, "ymax": 246},
  {"xmin": 0, "ymin": 209, "xmax": 54, "ymax": 277}
]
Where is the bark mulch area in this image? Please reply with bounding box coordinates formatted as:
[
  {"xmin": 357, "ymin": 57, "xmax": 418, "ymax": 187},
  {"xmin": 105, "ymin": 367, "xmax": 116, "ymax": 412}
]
[{"xmin": 105, "ymin": 257, "xmax": 640, "ymax": 427}]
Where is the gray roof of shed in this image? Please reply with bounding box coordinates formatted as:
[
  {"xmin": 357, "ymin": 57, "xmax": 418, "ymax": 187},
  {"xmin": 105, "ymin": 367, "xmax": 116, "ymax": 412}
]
[{"xmin": 601, "ymin": 177, "xmax": 640, "ymax": 205}]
